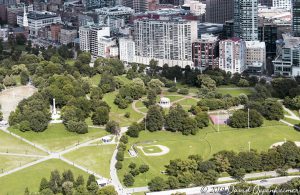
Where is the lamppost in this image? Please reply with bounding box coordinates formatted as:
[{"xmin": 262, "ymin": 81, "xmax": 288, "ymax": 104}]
[
  {"xmin": 248, "ymin": 108, "xmax": 250, "ymax": 129},
  {"xmin": 248, "ymin": 141, "xmax": 251, "ymax": 152}
]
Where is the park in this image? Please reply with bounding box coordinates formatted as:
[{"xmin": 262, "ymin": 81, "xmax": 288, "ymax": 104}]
[{"xmin": 0, "ymin": 52, "xmax": 300, "ymax": 194}]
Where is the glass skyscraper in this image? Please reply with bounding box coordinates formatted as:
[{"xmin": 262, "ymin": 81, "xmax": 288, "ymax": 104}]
[{"xmin": 293, "ymin": 0, "xmax": 300, "ymax": 37}]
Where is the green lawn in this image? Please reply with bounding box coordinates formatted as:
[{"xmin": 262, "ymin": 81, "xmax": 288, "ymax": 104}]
[
  {"xmin": 65, "ymin": 59, "xmax": 75, "ymax": 66},
  {"xmin": 283, "ymin": 117, "xmax": 300, "ymax": 125},
  {"xmin": 176, "ymin": 98, "xmax": 198, "ymax": 106},
  {"xmin": 115, "ymin": 75, "xmax": 132, "ymax": 85},
  {"xmin": 64, "ymin": 144, "xmax": 116, "ymax": 178},
  {"xmin": 89, "ymin": 74, "xmax": 101, "ymax": 86},
  {"xmin": 0, "ymin": 155, "xmax": 39, "ymax": 173},
  {"xmin": 118, "ymin": 120, "xmax": 300, "ymax": 187},
  {"xmin": 216, "ymin": 87, "xmax": 254, "ymax": 97},
  {"xmin": 0, "ymin": 130, "xmax": 46, "ymax": 155},
  {"xmin": 0, "ymin": 159, "xmax": 90, "ymax": 195},
  {"xmin": 135, "ymin": 100, "xmax": 146, "ymax": 108},
  {"xmin": 103, "ymin": 92, "xmax": 144, "ymax": 126},
  {"xmin": 163, "ymin": 95, "xmax": 185, "ymax": 103},
  {"xmin": 8, "ymin": 124, "xmax": 108, "ymax": 152}
]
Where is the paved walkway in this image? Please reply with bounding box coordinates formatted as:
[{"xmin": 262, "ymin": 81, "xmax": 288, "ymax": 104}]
[
  {"xmin": 0, "ymin": 126, "xmax": 111, "ymax": 183},
  {"xmin": 283, "ymin": 106, "xmax": 300, "ymax": 120}
]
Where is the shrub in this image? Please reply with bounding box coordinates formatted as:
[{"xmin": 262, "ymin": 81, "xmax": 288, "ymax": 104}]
[{"xmin": 178, "ymin": 88, "xmax": 189, "ymax": 95}]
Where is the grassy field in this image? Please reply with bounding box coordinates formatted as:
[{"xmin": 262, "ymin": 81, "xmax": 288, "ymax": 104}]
[
  {"xmin": 8, "ymin": 124, "xmax": 108, "ymax": 152},
  {"xmin": 0, "ymin": 156, "xmax": 39, "ymax": 173},
  {"xmin": 103, "ymin": 91, "xmax": 144, "ymax": 126},
  {"xmin": 0, "ymin": 159, "xmax": 90, "ymax": 195},
  {"xmin": 89, "ymin": 74, "xmax": 101, "ymax": 86},
  {"xmin": 118, "ymin": 120, "xmax": 300, "ymax": 187},
  {"xmin": 64, "ymin": 144, "xmax": 116, "ymax": 179},
  {"xmin": 176, "ymin": 98, "xmax": 198, "ymax": 106},
  {"xmin": 216, "ymin": 87, "xmax": 254, "ymax": 97},
  {"xmin": 0, "ymin": 130, "xmax": 46, "ymax": 155}
]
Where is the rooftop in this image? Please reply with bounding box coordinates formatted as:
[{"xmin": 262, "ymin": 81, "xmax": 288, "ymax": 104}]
[
  {"xmin": 282, "ymin": 34, "xmax": 300, "ymax": 48},
  {"xmin": 245, "ymin": 41, "xmax": 266, "ymax": 48},
  {"xmin": 19, "ymin": 11, "xmax": 59, "ymax": 20}
]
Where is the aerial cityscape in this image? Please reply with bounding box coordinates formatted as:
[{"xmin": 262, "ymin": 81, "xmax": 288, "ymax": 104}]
[{"xmin": 1, "ymin": 0, "xmax": 300, "ymax": 194}]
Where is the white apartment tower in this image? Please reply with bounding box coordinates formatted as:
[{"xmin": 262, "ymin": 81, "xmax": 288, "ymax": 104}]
[
  {"xmin": 273, "ymin": 0, "xmax": 291, "ymax": 10},
  {"xmin": 119, "ymin": 37, "xmax": 136, "ymax": 63},
  {"xmin": 79, "ymin": 26, "xmax": 91, "ymax": 52},
  {"xmin": 134, "ymin": 18, "xmax": 198, "ymax": 67},
  {"xmin": 79, "ymin": 25, "xmax": 110, "ymax": 56},
  {"xmin": 234, "ymin": 0, "xmax": 258, "ymax": 41},
  {"xmin": 219, "ymin": 38, "xmax": 246, "ymax": 74}
]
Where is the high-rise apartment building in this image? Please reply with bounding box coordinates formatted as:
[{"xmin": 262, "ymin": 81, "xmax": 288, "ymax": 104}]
[
  {"xmin": 122, "ymin": 0, "xmax": 148, "ymax": 13},
  {"xmin": 219, "ymin": 38, "xmax": 246, "ymax": 73},
  {"xmin": 79, "ymin": 25, "xmax": 110, "ymax": 57},
  {"xmin": 273, "ymin": 0, "xmax": 291, "ymax": 9},
  {"xmin": 83, "ymin": 0, "xmax": 116, "ymax": 10},
  {"xmin": 134, "ymin": 18, "xmax": 198, "ymax": 67},
  {"xmin": 119, "ymin": 37, "xmax": 136, "ymax": 63},
  {"xmin": 234, "ymin": 0, "xmax": 258, "ymax": 41},
  {"xmin": 206, "ymin": 0, "xmax": 234, "ymax": 24},
  {"xmin": 245, "ymin": 41, "xmax": 266, "ymax": 73},
  {"xmin": 192, "ymin": 34, "xmax": 219, "ymax": 70},
  {"xmin": 293, "ymin": 0, "xmax": 300, "ymax": 37}
]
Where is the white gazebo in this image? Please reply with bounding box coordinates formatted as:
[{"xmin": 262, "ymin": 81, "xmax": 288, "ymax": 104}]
[{"xmin": 159, "ymin": 97, "xmax": 171, "ymax": 108}]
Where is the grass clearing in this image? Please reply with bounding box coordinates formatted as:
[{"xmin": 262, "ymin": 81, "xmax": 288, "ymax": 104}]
[
  {"xmin": 8, "ymin": 124, "xmax": 108, "ymax": 152},
  {"xmin": 216, "ymin": 87, "xmax": 254, "ymax": 97},
  {"xmin": 103, "ymin": 91, "xmax": 144, "ymax": 126},
  {"xmin": 0, "ymin": 155, "xmax": 40, "ymax": 173},
  {"xmin": 0, "ymin": 130, "xmax": 46, "ymax": 155},
  {"xmin": 118, "ymin": 120, "xmax": 300, "ymax": 187},
  {"xmin": 89, "ymin": 74, "xmax": 101, "ymax": 86},
  {"xmin": 0, "ymin": 159, "xmax": 90, "ymax": 195},
  {"xmin": 138, "ymin": 145, "xmax": 163, "ymax": 154},
  {"xmin": 64, "ymin": 144, "xmax": 116, "ymax": 179}
]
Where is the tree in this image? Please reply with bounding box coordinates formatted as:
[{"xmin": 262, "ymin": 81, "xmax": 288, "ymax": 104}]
[
  {"xmin": 28, "ymin": 111, "xmax": 49, "ymax": 132},
  {"xmin": 139, "ymin": 164, "xmax": 149, "ymax": 173},
  {"xmin": 66, "ymin": 120, "xmax": 88, "ymax": 134},
  {"xmin": 115, "ymin": 161, "xmax": 123, "ymax": 170},
  {"xmin": 181, "ymin": 117, "xmax": 198, "ymax": 135},
  {"xmin": 195, "ymin": 112, "xmax": 209, "ymax": 129},
  {"xmin": 97, "ymin": 186, "xmax": 117, "ymax": 195},
  {"xmin": 19, "ymin": 120, "xmax": 31, "ymax": 132},
  {"xmin": 99, "ymin": 73, "xmax": 116, "ymax": 93},
  {"xmin": 126, "ymin": 122, "xmax": 141, "ymax": 137},
  {"xmin": 116, "ymin": 150, "xmax": 124, "ymax": 161},
  {"xmin": 237, "ymin": 79, "xmax": 249, "ymax": 87},
  {"xmin": 123, "ymin": 173, "xmax": 135, "ymax": 187},
  {"xmin": 147, "ymin": 89, "xmax": 157, "ymax": 106},
  {"xmin": 212, "ymin": 154, "xmax": 230, "ymax": 173},
  {"xmin": 49, "ymin": 170, "xmax": 62, "ymax": 194},
  {"xmin": 74, "ymin": 175, "xmax": 84, "ymax": 188},
  {"xmin": 271, "ymin": 78, "xmax": 297, "ymax": 98},
  {"xmin": 148, "ymin": 79, "xmax": 164, "ymax": 94},
  {"xmin": 24, "ymin": 187, "xmax": 30, "ymax": 195},
  {"xmin": 146, "ymin": 105, "xmax": 164, "ymax": 131},
  {"xmin": 178, "ymin": 88, "xmax": 189, "ymax": 95},
  {"xmin": 87, "ymin": 182, "xmax": 99, "ymax": 194},
  {"xmin": 231, "ymin": 168, "xmax": 246, "ymax": 181},
  {"xmin": 92, "ymin": 106, "xmax": 109, "ymax": 125},
  {"xmin": 197, "ymin": 74, "xmax": 216, "ymax": 91},
  {"xmin": 16, "ymin": 34, "xmax": 27, "ymax": 45},
  {"xmin": 62, "ymin": 181, "xmax": 74, "ymax": 195},
  {"xmin": 3, "ymin": 75, "xmax": 16, "ymax": 86},
  {"xmin": 62, "ymin": 170, "xmax": 74, "ymax": 183},
  {"xmin": 165, "ymin": 104, "xmax": 189, "ymax": 133},
  {"xmin": 39, "ymin": 178, "xmax": 49, "ymax": 192},
  {"xmin": 20, "ymin": 70, "xmax": 29, "ymax": 85},
  {"xmin": 228, "ymin": 109, "xmax": 263, "ymax": 128},
  {"xmin": 86, "ymin": 174, "xmax": 96, "ymax": 188},
  {"xmin": 105, "ymin": 121, "xmax": 120, "ymax": 135},
  {"xmin": 77, "ymin": 52, "xmax": 91, "ymax": 64},
  {"xmin": 261, "ymin": 99, "xmax": 284, "ymax": 121},
  {"xmin": 120, "ymin": 135, "xmax": 128, "ymax": 144},
  {"xmin": 148, "ymin": 177, "xmax": 167, "ymax": 191}
]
